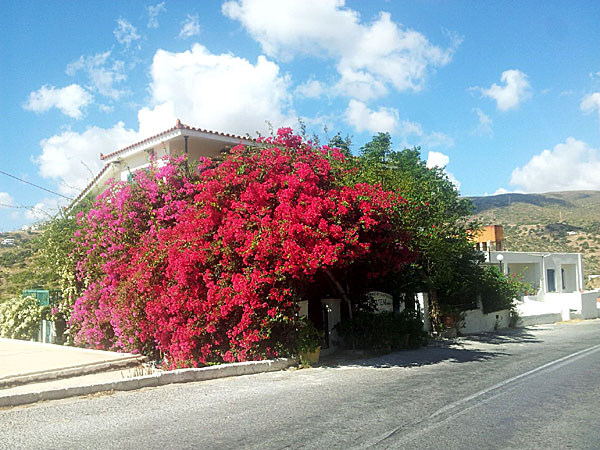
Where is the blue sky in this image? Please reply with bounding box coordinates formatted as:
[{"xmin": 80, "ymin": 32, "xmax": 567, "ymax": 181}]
[{"xmin": 1, "ymin": 0, "xmax": 600, "ymax": 231}]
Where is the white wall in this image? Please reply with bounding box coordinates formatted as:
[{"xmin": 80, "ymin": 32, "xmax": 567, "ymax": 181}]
[
  {"xmin": 543, "ymin": 291, "xmax": 599, "ymax": 320},
  {"xmin": 120, "ymin": 152, "xmax": 153, "ymax": 181},
  {"xmin": 507, "ymin": 263, "xmax": 540, "ymax": 290},
  {"xmin": 561, "ymin": 264, "xmax": 578, "ymax": 293},
  {"xmin": 417, "ymin": 293, "xmax": 431, "ymax": 332},
  {"xmin": 581, "ymin": 291, "xmax": 599, "ymax": 319},
  {"xmin": 460, "ymin": 309, "xmax": 511, "ymax": 334},
  {"xmin": 518, "ymin": 313, "xmax": 562, "ymax": 327}
]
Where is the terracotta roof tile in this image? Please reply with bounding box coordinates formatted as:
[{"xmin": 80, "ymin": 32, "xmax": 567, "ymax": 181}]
[{"xmin": 100, "ymin": 119, "xmax": 254, "ymax": 161}]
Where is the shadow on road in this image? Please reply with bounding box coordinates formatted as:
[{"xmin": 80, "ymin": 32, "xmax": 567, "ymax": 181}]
[
  {"xmin": 459, "ymin": 328, "xmax": 542, "ymax": 345},
  {"xmin": 318, "ymin": 328, "xmax": 540, "ymax": 370},
  {"xmin": 319, "ymin": 344, "xmax": 502, "ymax": 370}
]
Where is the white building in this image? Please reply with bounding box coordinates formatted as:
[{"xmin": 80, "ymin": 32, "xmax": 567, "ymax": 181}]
[
  {"xmin": 485, "ymin": 250, "xmax": 598, "ymax": 323},
  {"xmin": 71, "ymin": 120, "xmax": 254, "ymax": 206},
  {"xmin": 486, "ymin": 250, "xmax": 584, "ymax": 296}
]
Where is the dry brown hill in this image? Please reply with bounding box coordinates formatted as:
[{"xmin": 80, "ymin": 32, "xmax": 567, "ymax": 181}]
[{"xmin": 468, "ymin": 190, "xmax": 600, "ymax": 289}]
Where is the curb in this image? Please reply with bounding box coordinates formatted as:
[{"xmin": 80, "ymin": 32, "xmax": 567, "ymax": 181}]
[
  {"xmin": 0, "ymin": 355, "xmax": 146, "ymax": 389},
  {"xmin": 0, "ymin": 357, "xmax": 298, "ymax": 408}
]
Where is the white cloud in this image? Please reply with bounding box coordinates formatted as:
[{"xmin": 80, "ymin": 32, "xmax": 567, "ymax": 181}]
[
  {"xmin": 295, "ymin": 79, "xmax": 326, "ymax": 99},
  {"xmin": 344, "ymin": 99, "xmax": 398, "ymax": 133},
  {"xmin": 490, "ymin": 188, "xmax": 514, "ymax": 196},
  {"xmin": 475, "ymin": 69, "xmax": 532, "ymax": 111},
  {"xmin": 25, "ymin": 198, "xmax": 65, "ymax": 221},
  {"xmin": 420, "ymin": 131, "xmax": 454, "ymax": 149},
  {"xmin": 473, "ymin": 107, "xmax": 493, "ymax": 137},
  {"xmin": 398, "ymin": 120, "xmax": 423, "ymax": 136},
  {"xmin": 138, "ymin": 44, "xmax": 295, "ymax": 137},
  {"xmin": 178, "ymin": 14, "xmax": 200, "ymax": 39},
  {"xmin": 0, "ymin": 192, "xmax": 15, "ymax": 208},
  {"xmin": 426, "ymin": 151, "xmax": 460, "ymax": 189},
  {"xmin": 35, "ymin": 122, "xmax": 139, "ymax": 196},
  {"xmin": 343, "ymin": 101, "xmax": 454, "ymax": 149},
  {"xmin": 113, "ymin": 18, "xmax": 141, "ymax": 47},
  {"xmin": 335, "ymin": 69, "xmax": 388, "ymax": 101},
  {"xmin": 147, "ymin": 2, "xmax": 166, "ymax": 29},
  {"xmin": 398, "ymin": 119, "xmax": 454, "ymax": 149},
  {"xmin": 426, "ymin": 151, "xmax": 449, "ymax": 169},
  {"xmin": 510, "ymin": 137, "xmax": 600, "ymax": 193},
  {"xmin": 223, "ymin": 0, "xmax": 459, "ymax": 100},
  {"xmin": 581, "ymin": 92, "xmax": 600, "ymax": 117},
  {"xmin": 23, "ymin": 84, "xmax": 92, "ymax": 119},
  {"xmin": 66, "ymin": 51, "xmax": 127, "ymax": 100},
  {"xmin": 99, "ymin": 104, "xmax": 114, "ymax": 113},
  {"xmin": 138, "ymin": 102, "xmax": 177, "ymax": 139}
]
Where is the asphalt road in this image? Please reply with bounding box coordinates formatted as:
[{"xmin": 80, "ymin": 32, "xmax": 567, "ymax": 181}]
[{"xmin": 2, "ymin": 320, "xmax": 600, "ymax": 449}]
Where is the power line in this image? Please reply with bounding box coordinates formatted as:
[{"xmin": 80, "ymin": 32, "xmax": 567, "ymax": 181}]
[{"xmin": 0, "ymin": 169, "xmax": 73, "ymax": 200}]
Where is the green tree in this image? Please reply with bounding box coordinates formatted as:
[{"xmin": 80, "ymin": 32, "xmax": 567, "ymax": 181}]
[
  {"xmin": 32, "ymin": 202, "xmax": 90, "ymax": 321},
  {"xmin": 349, "ymin": 133, "xmax": 483, "ymax": 327},
  {"xmin": 328, "ymin": 132, "xmax": 353, "ymax": 157},
  {"xmin": 360, "ymin": 132, "xmax": 391, "ymax": 162}
]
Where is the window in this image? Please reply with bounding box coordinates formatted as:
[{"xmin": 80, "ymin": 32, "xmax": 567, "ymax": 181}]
[{"xmin": 547, "ymin": 269, "xmax": 556, "ymax": 292}]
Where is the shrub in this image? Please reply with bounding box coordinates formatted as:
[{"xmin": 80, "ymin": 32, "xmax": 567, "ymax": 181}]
[
  {"xmin": 335, "ymin": 309, "xmax": 423, "ymax": 353},
  {"xmin": 478, "ymin": 266, "xmax": 528, "ymax": 314},
  {"xmin": 0, "ymin": 296, "xmax": 48, "ymax": 340},
  {"xmin": 296, "ymin": 317, "xmax": 325, "ymax": 354}
]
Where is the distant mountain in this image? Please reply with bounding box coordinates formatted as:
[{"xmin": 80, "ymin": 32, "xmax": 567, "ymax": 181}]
[{"xmin": 467, "ymin": 190, "xmax": 600, "ymax": 289}]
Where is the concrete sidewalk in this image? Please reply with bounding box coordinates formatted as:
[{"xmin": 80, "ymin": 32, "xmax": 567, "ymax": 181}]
[
  {"xmin": 0, "ymin": 338, "xmax": 297, "ymax": 408},
  {"xmin": 0, "ymin": 338, "xmax": 145, "ymax": 388}
]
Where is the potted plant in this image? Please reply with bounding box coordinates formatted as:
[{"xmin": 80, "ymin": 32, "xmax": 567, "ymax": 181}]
[{"xmin": 297, "ymin": 317, "xmax": 325, "ymax": 365}]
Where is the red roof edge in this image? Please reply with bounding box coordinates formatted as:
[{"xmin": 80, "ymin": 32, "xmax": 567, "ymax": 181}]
[{"xmin": 100, "ymin": 119, "xmax": 253, "ymax": 161}]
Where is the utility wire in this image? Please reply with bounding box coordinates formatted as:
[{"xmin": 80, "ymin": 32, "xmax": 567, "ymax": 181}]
[{"xmin": 0, "ymin": 169, "xmax": 73, "ymax": 200}]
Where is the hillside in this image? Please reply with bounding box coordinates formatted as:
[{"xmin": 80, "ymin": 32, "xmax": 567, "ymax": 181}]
[
  {"xmin": 468, "ymin": 190, "xmax": 600, "ymax": 289},
  {"xmin": 0, "ymin": 229, "xmax": 42, "ymax": 299}
]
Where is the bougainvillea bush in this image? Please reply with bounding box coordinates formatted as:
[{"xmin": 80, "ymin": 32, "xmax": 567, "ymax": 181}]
[{"xmin": 69, "ymin": 129, "xmax": 414, "ymax": 368}]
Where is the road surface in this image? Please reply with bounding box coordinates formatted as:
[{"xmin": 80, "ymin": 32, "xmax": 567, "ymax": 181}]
[{"xmin": 2, "ymin": 320, "xmax": 599, "ymax": 449}]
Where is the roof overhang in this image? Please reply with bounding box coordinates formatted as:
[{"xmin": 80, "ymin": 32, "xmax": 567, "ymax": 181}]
[{"xmin": 100, "ymin": 120, "xmax": 255, "ymax": 164}]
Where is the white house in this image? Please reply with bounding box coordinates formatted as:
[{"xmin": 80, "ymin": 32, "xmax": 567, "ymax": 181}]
[
  {"xmin": 71, "ymin": 120, "xmax": 254, "ymax": 206},
  {"xmin": 485, "ymin": 250, "xmax": 598, "ymax": 323},
  {"xmin": 485, "ymin": 250, "xmax": 584, "ymax": 296}
]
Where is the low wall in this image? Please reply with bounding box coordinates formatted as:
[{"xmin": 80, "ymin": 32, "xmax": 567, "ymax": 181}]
[
  {"xmin": 581, "ymin": 291, "xmax": 599, "ymax": 319},
  {"xmin": 518, "ymin": 313, "xmax": 562, "ymax": 327},
  {"xmin": 543, "ymin": 291, "xmax": 599, "ymax": 320},
  {"xmin": 460, "ymin": 308, "xmax": 510, "ymax": 334}
]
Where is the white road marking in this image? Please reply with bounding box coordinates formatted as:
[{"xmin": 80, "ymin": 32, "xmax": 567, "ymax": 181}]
[{"xmin": 376, "ymin": 343, "xmax": 600, "ymax": 447}]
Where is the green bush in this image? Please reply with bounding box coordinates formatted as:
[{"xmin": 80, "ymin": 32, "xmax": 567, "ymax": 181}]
[
  {"xmin": 335, "ymin": 309, "xmax": 423, "ymax": 353},
  {"xmin": 296, "ymin": 317, "xmax": 325, "ymax": 353},
  {"xmin": 0, "ymin": 295, "xmax": 48, "ymax": 340},
  {"xmin": 478, "ymin": 266, "xmax": 528, "ymax": 314}
]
